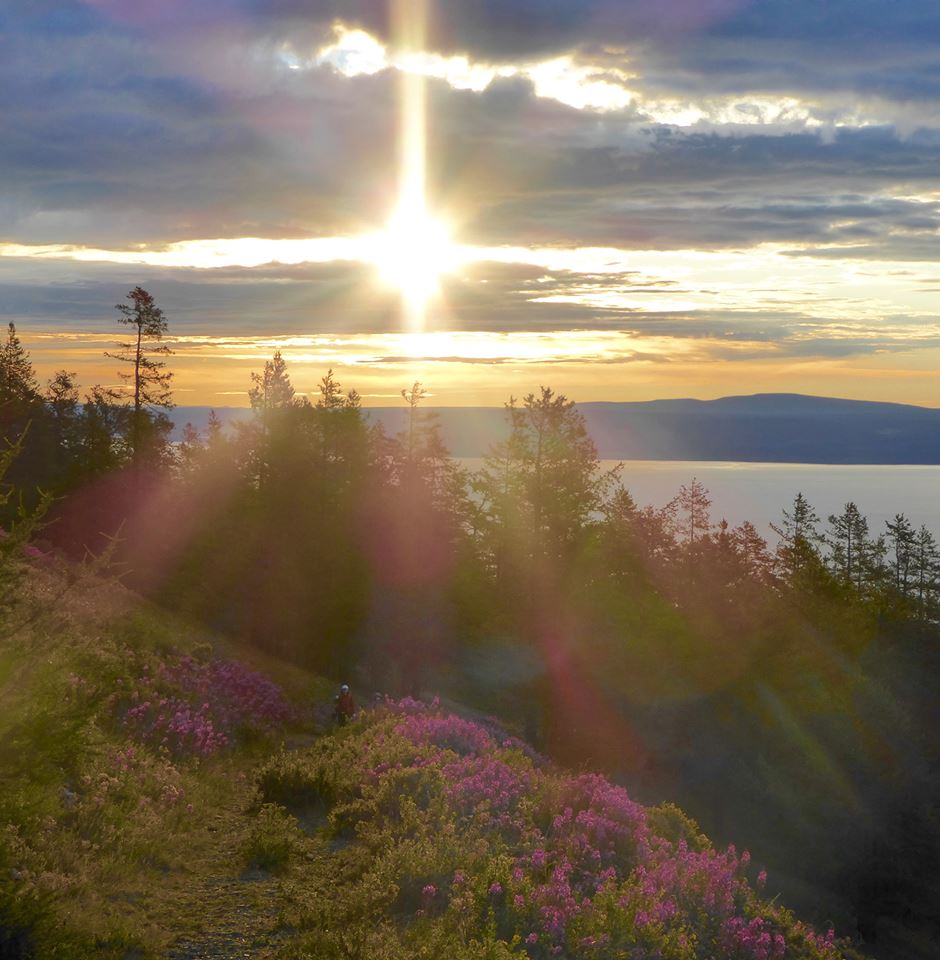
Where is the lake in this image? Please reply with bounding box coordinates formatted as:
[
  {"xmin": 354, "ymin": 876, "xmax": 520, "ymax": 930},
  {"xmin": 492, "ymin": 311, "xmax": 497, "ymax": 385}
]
[{"xmin": 462, "ymin": 459, "xmax": 940, "ymax": 541}]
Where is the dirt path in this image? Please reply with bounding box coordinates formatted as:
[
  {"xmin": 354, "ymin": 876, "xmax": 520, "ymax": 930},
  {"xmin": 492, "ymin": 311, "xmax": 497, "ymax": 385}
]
[
  {"xmin": 165, "ymin": 873, "xmax": 285, "ymax": 960},
  {"xmin": 158, "ymin": 731, "xmax": 325, "ymax": 959}
]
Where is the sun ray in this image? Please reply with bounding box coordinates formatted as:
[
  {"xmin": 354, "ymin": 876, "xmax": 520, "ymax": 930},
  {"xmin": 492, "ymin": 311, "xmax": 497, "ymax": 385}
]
[{"xmin": 369, "ymin": 0, "xmax": 460, "ymax": 331}]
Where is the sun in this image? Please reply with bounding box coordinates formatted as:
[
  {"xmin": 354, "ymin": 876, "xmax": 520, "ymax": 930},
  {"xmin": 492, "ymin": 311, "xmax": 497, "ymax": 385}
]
[
  {"xmin": 369, "ymin": 202, "xmax": 462, "ymax": 327},
  {"xmin": 367, "ymin": 0, "xmax": 463, "ymax": 330}
]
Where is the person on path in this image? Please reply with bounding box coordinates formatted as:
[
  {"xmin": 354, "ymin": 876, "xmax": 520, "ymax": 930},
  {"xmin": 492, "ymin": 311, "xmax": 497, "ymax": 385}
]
[{"xmin": 333, "ymin": 683, "xmax": 356, "ymax": 725}]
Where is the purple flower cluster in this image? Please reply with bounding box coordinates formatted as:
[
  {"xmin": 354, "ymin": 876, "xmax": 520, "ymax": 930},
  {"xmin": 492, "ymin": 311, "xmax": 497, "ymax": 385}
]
[
  {"xmin": 723, "ymin": 916, "xmax": 787, "ymax": 959},
  {"xmin": 394, "ymin": 712, "xmax": 492, "ymax": 756},
  {"xmin": 125, "ymin": 696, "xmax": 226, "ymax": 755},
  {"xmin": 441, "ymin": 755, "xmax": 533, "ymax": 822},
  {"xmin": 329, "ymin": 702, "xmax": 849, "ymax": 959},
  {"xmin": 121, "ymin": 656, "xmax": 293, "ymax": 755},
  {"xmin": 556, "ymin": 773, "xmax": 651, "ymax": 868}
]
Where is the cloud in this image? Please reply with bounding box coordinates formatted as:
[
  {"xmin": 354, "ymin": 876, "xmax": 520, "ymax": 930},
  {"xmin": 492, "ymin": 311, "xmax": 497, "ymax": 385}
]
[
  {"xmin": 2, "ymin": 0, "xmax": 940, "ymax": 405},
  {"xmin": 5, "ymin": 1, "xmax": 940, "ymax": 257}
]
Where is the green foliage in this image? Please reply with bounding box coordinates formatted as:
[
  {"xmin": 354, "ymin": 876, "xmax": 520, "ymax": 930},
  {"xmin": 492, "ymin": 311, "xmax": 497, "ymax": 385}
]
[
  {"xmin": 241, "ymin": 802, "xmax": 305, "ymax": 873},
  {"xmin": 2, "ymin": 320, "xmax": 939, "ymax": 955},
  {"xmin": 0, "ymin": 573, "xmax": 304, "ymax": 956},
  {"xmin": 0, "ymin": 322, "xmax": 38, "ymax": 406},
  {"xmin": 107, "ymin": 287, "xmax": 174, "ymax": 464},
  {"xmin": 647, "ymin": 802, "xmax": 711, "ymax": 852},
  {"xmin": 0, "ymin": 430, "xmax": 50, "ymax": 621},
  {"xmin": 263, "ymin": 702, "xmax": 861, "ymax": 960}
]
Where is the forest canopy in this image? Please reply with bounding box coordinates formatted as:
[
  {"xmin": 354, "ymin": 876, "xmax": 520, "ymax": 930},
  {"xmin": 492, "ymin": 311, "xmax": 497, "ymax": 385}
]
[{"xmin": 2, "ymin": 295, "xmax": 940, "ymax": 958}]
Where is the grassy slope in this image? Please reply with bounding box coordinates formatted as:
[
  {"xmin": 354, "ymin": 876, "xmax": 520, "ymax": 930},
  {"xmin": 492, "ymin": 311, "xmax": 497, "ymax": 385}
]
[
  {"xmin": 0, "ymin": 565, "xmax": 333, "ymax": 958},
  {"xmin": 0, "ymin": 566, "xmax": 861, "ymax": 959}
]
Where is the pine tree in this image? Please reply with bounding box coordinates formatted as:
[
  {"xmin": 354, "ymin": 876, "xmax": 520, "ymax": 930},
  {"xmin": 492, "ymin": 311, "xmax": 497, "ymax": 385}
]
[
  {"xmin": 176, "ymin": 422, "xmax": 205, "ymax": 481},
  {"xmin": 912, "ymin": 524, "xmax": 940, "ymax": 619},
  {"xmin": 827, "ymin": 502, "xmax": 869, "ymax": 591},
  {"xmin": 45, "ymin": 370, "xmax": 82, "ymax": 485},
  {"xmin": 400, "ymin": 381, "xmax": 428, "ymax": 463},
  {"xmin": 771, "ymin": 492, "xmax": 825, "ymax": 582},
  {"xmin": 46, "ymin": 370, "xmax": 79, "ymax": 421},
  {"xmin": 244, "ymin": 351, "xmax": 302, "ymax": 490},
  {"xmin": 317, "ymin": 368, "xmax": 360, "ymax": 411},
  {"xmin": 885, "ymin": 513, "xmax": 917, "ymax": 598},
  {"xmin": 79, "ymin": 385, "xmax": 129, "ymax": 480},
  {"xmin": 106, "ymin": 287, "xmax": 173, "ymax": 462},
  {"xmin": 732, "ymin": 520, "xmax": 774, "ymax": 583},
  {"xmin": 826, "ymin": 503, "xmax": 885, "ymax": 595},
  {"xmin": 249, "ymin": 350, "xmax": 295, "ymax": 413},
  {"xmin": 384, "ymin": 381, "xmax": 468, "ymax": 523},
  {"xmin": 472, "ymin": 404, "xmax": 530, "ymax": 581},
  {"xmin": 675, "ymin": 477, "xmax": 712, "ymax": 546},
  {"xmin": 314, "ymin": 369, "xmax": 368, "ymax": 490},
  {"xmin": 207, "ymin": 410, "xmax": 224, "ymax": 446},
  {"xmin": 0, "ymin": 322, "xmax": 39, "ymax": 410},
  {"xmin": 476, "ymin": 387, "xmax": 618, "ymax": 571},
  {"xmin": 601, "ymin": 487, "xmax": 681, "ymax": 584}
]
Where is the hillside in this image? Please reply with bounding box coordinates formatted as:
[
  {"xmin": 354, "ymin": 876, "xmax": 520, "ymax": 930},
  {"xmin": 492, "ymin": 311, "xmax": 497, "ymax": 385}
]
[
  {"xmin": 0, "ymin": 565, "xmax": 860, "ymax": 959},
  {"xmin": 169, "ymin": 394, "xmax": 940, "ymax": 464}
]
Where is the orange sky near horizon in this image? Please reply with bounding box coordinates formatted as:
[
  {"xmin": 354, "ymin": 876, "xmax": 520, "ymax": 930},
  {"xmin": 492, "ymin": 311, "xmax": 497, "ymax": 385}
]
[{"xmin": 19, "ymin": 329, "xmax": 940, "ymax": 409}]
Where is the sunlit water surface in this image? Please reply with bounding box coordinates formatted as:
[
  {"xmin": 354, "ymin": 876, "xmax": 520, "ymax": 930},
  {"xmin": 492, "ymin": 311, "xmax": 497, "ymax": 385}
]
[{"xmin": 461, "ymin": 460, "xmax": 940, "ymax": 540}]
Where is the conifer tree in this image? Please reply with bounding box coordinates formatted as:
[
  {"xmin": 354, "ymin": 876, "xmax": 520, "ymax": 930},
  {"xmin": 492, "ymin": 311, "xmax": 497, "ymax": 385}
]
[
  {"xmin": 477, "ymin": 387, "xmax": 617, "ymax": 571},
  {"xmin": 317, "ymin": 368, "xmax": 360, "ymax": 411},
  {"xmin": 771, "ymin": 492, "xmax": 824, "ymax": 582},
  {"xmin": 79, "ymin": 385, "xmax": 129, "ymax": 480},
  {"xmin": 400, "ymin": 381, "xmax": 428, "ymax": 463},
  {"xmin": 107, "ymin": 287, "xmax": 173, "ymax": 463},
  {"xmin": 826, "ymin": 502, "xmax": 885, "ymax": 595},
  {"xmin": 912, "ymin": 524, "xmax": 940, "ymax": 619},
  {"xmin": 206, "ymin": 410, "xmax": 224, "ymax": 446},
  {"xmin": 176, "ymin": 422, "xmax": 205, "ymax": 481},
  {"xmin": 0, "ymin": 322, "xmax": 39, "ymax": 409},
  {"xmin": 885, "ymin": 513, "xmax": 916, "ymax": 597},
  {"xmin": 732, "ymin": 520, "xmax": 774, "ymax": 583},
  {"xmin": 45, "ymin": 370, "xmax": 82, "ymax": 485},
  {"xmin": 473, "ymin": 404, "xmax": 530, "ymax": 581},
  {"xmin": 244, "ymin": 350, "xmax": 300, "ymax": 490},
  {"xmin": 314, "ymin": 369, "xmax": 367, "ymax": 493},
  {"xmin": 248, "ymin": 350, "xmax": 295, "ymax": 413},
  {"xmin": 46, "ymin": 370, "xmax": 79, "ymax": 422},
  {"xmin": 674, "ymin": 477, "xmax": 712, "ymax": 546}
]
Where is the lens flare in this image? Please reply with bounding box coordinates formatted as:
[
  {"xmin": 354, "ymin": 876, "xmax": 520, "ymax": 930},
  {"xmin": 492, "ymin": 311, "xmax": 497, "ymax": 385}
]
[
  {"xmin": 372, "ymin": 0, "xmax": 460, "ymax": 330},
  {"xmin": 370, "ymin": 204, "xmax": 461, "ymax": 325}
]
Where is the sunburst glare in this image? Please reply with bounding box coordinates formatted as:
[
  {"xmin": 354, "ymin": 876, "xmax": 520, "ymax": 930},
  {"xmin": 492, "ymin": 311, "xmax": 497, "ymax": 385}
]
[
  {"xmin": 368, "ymin": 203, "xmax": 462, "ymax": 327},
  {"xmin": 369, "ymin": 0, "xmax": 460, "ymax": 331}
]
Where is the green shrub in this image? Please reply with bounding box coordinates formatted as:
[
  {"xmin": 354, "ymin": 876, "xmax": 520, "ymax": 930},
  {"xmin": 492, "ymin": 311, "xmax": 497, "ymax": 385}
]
[{"xmin": 242, "ymin": 802, "xmax": 304, "ymax": 873}]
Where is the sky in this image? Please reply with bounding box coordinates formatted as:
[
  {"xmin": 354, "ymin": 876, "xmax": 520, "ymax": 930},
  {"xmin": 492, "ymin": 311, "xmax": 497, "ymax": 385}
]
[{"xmin": 3, "ymin": 0, "xmax": 940, "ymax": 407}]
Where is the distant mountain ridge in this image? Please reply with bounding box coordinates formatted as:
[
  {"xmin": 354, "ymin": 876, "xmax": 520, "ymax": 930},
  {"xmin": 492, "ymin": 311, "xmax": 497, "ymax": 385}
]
[{"xmin": 170, "ymin": 393, "xmax": 940, "ymax": 464}]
